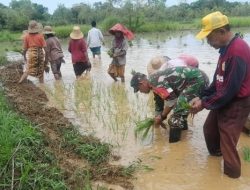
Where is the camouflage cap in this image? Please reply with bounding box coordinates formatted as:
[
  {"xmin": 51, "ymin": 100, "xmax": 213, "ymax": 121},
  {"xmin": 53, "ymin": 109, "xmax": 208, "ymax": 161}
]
[{"xmin": 130, "ymin": 72, "xmax": 147, "ymax": 93}]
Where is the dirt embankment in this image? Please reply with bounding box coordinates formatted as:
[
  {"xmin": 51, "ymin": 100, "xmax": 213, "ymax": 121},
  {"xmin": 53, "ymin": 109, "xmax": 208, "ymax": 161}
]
[{"xmin": 0, "ymin": 62, "xmax": 134, "ymax": 190}]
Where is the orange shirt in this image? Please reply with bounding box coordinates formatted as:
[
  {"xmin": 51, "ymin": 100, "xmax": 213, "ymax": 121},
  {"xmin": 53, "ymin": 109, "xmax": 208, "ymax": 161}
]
[{"xmin": 23, "ymin": 33, "xmax": 46, "ymax": 49}]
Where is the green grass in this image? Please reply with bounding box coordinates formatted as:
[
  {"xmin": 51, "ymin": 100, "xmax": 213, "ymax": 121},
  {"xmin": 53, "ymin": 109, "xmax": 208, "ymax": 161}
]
[
  {"xmin": 0, "ymin": 53, "xmax": 8, "ymax": 66},
  {"xmin": 0, "ymin": 90, "xmax": 67, "ymax": 190},
  {"xmin": 243, "ymin": 146, "xmax": 250, "ymax": 162},
  {"xmin": 0, "ymin": 30, "xmax": 20, "ymax": 42},
  {"xmin": 230, "ymin": 16, "xmax": 250, "ymax": 28},
  {"xmin": 62, "ymin": 128, "xmax": 111, "ymax": 165},
  {"xmin": 1, "ymin": 16, "xmax": 250, "ymax": 43},
  {"xmin": 53, "ymin": 24, "xmax": 91, "ymax": 39}
]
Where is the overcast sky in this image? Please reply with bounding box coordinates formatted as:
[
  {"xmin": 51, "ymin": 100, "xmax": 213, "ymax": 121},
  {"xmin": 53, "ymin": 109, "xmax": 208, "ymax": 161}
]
[{"xmin": 1, "ymin": 0, "xmax": 249, "ymax": 14}]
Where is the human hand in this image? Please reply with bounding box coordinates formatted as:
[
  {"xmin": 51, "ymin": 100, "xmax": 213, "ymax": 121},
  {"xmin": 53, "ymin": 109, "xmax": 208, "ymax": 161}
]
[{"xmin": 190, "ymin": 97, "xmax": 203, "ymax": 114}]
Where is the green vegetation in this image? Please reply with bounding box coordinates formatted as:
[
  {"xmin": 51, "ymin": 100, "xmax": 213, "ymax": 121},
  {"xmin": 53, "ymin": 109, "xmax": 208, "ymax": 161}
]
[
  {"xmin": 0, "ymin": 53, "xmax": 8, "ymax": 66},
  {"xmin": 0, "ymin": 90, "xmax": 67, "ymax": 189},
  {"xmin": 62, "ymin": 128, "xmax": 111, "ymax": 165},
  {"xmin": 243, "ymin": 146, "xmax": 250, "ymax": 162},
  {"xmin": 135, "ymin": 118, "xmax": 154, "ymax": 140},
  {"xmin": 1, "ymin": 0, "xmax": 250, "ymax": 37},
  {"xmin": 0, "ymin": 0, "xmax": 250, "ymax": 42}
]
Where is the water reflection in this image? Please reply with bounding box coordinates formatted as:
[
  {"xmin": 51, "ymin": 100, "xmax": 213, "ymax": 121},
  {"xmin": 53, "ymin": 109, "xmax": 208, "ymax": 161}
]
[{"xmin": 6, "ymin": 29, "xmax": 250, "ymax": 190}]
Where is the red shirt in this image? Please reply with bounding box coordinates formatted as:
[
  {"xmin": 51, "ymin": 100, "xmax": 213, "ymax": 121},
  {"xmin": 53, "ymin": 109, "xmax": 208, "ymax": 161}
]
[
  {"xmin": 68, "ymin": 38, "xmax": 88, "ymax": 63},
  {"xmin": 23, "ymin": 33, "xmax": 46, "ymax": 49},
  {"xmin": 202, "ymin": 35, "xmax": 250, "ymax": 110}
]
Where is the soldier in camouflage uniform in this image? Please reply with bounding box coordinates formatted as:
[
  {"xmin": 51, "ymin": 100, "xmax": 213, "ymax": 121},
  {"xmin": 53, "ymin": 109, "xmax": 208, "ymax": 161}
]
[{"xmin": 130, "ymin": 66, "xmax": 209, "ymax": 143}]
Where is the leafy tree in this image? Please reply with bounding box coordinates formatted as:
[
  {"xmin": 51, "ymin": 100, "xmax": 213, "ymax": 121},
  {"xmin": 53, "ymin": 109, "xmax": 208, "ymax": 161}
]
[
  {"xmin": 0, "ymin": 8, "xmax": 8, "ymax": 29},
  {"xmin": 74, "ymin": 3, "xmax": 92, "ymax": 24},
  {"xmin": 6, "ymin": 9, "xmax": 29, "ymax": 31},
  {"xmin": 32, "ymin": 3, "xmax": 49, "ymax": 21},
  {"xmin": 121, "ymin": 0, "xmax": 145, "ymax": 31},
  {"xmin": 52, "ymin": 4, "xmax": 73, "ymax": 25}
]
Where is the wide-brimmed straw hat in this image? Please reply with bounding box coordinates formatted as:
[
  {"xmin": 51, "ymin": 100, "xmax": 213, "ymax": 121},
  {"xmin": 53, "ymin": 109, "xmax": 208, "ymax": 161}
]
[
  {"xmin": 109, "ymin": 23, "xmax": 134, "ymax": 40},
  {"xmin": 43, "ymin": 25, "xmax": 55, "ymax": 34},
  {"xmin": 147, "ymin": 56, "xmax": 170, "ymax": 75},
  {"xmin": 70, "ymin": 26, "xmax": 83, "ymax": 39},
  {"xmin": 28, "ymin": 20, "xmax": 41, "ymax": 34}
]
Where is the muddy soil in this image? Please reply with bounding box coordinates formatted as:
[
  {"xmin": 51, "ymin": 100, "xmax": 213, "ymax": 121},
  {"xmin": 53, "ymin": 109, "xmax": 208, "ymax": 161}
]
[{"xmin": 0, "ymin": 62, "xmax": 133, "ymax": 190}]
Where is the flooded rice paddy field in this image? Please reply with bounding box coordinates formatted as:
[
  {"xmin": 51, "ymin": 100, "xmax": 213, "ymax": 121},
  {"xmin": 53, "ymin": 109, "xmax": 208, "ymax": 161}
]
[{"xmin": 7, "ymin": 29, "xmax": 250, "ymax": 190}]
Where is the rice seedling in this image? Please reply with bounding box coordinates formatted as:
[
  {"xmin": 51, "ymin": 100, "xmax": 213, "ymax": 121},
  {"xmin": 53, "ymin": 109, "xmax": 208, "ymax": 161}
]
[
  {"xmin": 243, "ymin": 146, "xmax": 250, "ymax": 162},
  {"xmin": 179, "ymin": 99, "xmax": 192, "ymax": 110},
  {"xmin": 134, "ymin": 118, "xmax": 154, "ymax": 140}
]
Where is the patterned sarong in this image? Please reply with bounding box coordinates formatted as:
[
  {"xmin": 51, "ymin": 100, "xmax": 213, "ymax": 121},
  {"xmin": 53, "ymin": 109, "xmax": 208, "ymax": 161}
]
[{"xmin": 26, "ymin": 47, "xmax": 45, "ymax": 78}]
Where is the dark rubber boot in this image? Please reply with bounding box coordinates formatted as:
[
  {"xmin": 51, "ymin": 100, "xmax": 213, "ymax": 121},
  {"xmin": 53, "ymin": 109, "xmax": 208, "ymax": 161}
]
[{"xmin": 169, "ymin": 127, "xmax": 181, "ymax": 143}]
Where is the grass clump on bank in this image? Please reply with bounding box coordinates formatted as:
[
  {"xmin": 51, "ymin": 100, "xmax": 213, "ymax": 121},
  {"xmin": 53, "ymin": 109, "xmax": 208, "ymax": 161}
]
[
  {"xmin": 0, "ymin": 53, "xmax": 8, "ymax": 66},
  {"xmin": 0, "ymin": 90, "xmax": 67, "ymax": 190},
  {"xmin": 243, "ymin": 146, "xmax": 250, "ymax": 162},
  {"xmin": 62, "ymin": 128, "xmax": 111, "ymax": 165}
]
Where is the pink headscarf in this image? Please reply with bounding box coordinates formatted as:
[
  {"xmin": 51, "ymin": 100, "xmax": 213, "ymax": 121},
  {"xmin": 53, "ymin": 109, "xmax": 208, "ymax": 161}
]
[
  {"xmin": 109, "ymin": 23, "xmax": 135, "ymax": 40},
  {"xmin": 178, "ymin": 54, "xmax": 199, "ymax": 68}
]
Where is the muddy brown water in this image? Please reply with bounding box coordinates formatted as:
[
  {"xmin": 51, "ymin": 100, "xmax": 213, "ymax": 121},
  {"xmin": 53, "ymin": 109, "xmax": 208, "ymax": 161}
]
[{"xmin": 7, "ymin": 29, "xmax": 250, "ymax": 190}]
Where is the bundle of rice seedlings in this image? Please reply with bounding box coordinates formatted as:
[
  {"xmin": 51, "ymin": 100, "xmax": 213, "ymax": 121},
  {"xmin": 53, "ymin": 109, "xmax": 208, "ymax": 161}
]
[
  {"xmin": 107, "ymin": 49, "xmax": 113, "ymax": 57},
  {"xmin": 135, "ymin": 118, "xmax": 154, "ymax": 140},
  {"xmin": 179, "ymin": 97, "xmax": 192, "ymax": 110},
  {"xmin": 243, "ymin": 146, "xmax": 250, "ymax": 162}
]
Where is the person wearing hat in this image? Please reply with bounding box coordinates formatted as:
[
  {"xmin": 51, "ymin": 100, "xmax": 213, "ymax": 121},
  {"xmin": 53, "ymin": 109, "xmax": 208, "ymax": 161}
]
[
  {"xmin": 18, "ymin": 20, "xmax": 48, "ymax": 83},
  {"xmin": 190, "ymin": 11, "xmax": 250, "ymax": 178},
  {"xmin": 107, "ymin": 23, "xmax": 133, "ymax": 82},
  {"xmin": 147, "ymin": 54, "xmax": 199, "ymax": 76},
  {"xmin": 43, "ymin": 26, "xmax": 64, "ymax": 80},
  {"xmin": 130, "ymin": 67, "xmax": 209, "ymax": 143},
  {"xmin": 68, "ymin": 26, "xmax": 91, "ymax": 79},
  {"xmin": 87, "ymin": 21, "xmax": 105, "ymax": 60},
  {"xmin": 147, "ymin": 54, "xmax": 200, "ymax": 128}
]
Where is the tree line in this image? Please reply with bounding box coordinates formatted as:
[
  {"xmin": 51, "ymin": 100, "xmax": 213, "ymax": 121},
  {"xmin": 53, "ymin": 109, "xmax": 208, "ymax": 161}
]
[{"xmin": 0, "ymin": 0, "xmax": 250, "ymax": 32}]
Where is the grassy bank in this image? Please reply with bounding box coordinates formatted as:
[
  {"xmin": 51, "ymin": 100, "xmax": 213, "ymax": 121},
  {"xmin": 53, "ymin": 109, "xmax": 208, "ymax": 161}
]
[
  {"xmin": 0, "ymin": 90, "xmax": 67, "ymax": 189},
  {"xmin": 0, "ymin": 61, "xmax": 138, "ymax": 189}
]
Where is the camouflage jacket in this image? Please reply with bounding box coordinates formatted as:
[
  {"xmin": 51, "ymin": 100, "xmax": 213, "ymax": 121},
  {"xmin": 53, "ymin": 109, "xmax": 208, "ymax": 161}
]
[{"xmin": 149, "ymin": 66, "xmax": 209, "ymax": 114}]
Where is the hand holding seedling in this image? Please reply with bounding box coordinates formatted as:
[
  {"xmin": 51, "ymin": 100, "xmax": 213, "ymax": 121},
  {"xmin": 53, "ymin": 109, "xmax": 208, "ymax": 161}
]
[{"xmin": 190, "ymin": 97, "xmax": 203, "ymax": 114}]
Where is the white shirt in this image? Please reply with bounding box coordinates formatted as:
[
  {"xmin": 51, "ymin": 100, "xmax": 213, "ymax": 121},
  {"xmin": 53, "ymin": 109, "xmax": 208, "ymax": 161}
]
[{"xmin": 87, "ymin": 27, "xmax": 104, "ymax": 48}]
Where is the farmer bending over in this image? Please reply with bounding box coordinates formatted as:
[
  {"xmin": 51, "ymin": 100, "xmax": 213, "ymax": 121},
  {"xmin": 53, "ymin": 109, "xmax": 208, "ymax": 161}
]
[{"xmin": 130, "ymin": 67, "xmax": 209, "ymax": 143}]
